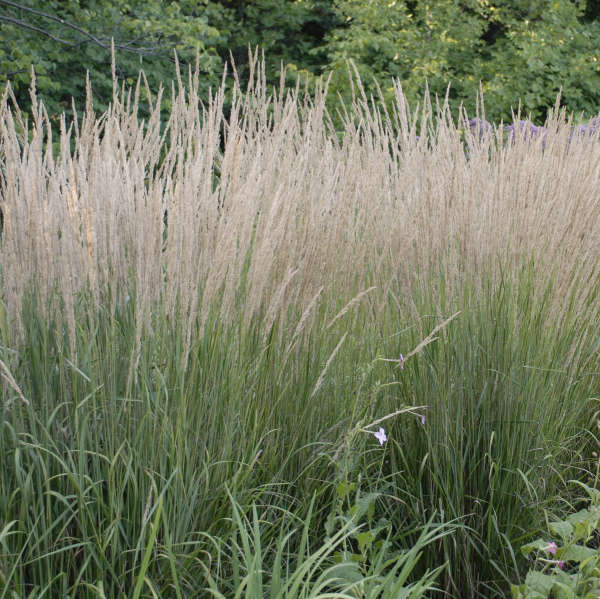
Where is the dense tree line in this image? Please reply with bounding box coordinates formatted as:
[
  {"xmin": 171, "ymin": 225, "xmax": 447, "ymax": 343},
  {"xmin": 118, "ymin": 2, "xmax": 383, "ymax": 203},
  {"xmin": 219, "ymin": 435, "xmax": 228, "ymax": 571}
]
[{"xmin": 0, "ymin": 0, "xmax": 599, "ymax": 123}]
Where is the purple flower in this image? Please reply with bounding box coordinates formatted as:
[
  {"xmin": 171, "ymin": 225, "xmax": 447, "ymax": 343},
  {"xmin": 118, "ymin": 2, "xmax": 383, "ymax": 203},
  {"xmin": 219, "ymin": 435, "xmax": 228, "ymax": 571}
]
[
  {"xmin": 505, "ymin": 120, "xmax": 548, "ymax": 149},
  {"xmin": 570, "ymin": 124, "xmax": 588, "ymax": 143},
  {"xmin": 467, "ymin": 118, "xmax": 493, "ymax": 142},
  {"xmin": 588, "ymin": 116, "xmax": 600, "ymax": 129},
  {"xmin": 567, "ymin": 119, "xmax": 600, "ymax": 152},
  {"xmin": 374, "ymin": 427, "xmax": 387, "ymax": 446},
  {"xmin": 545, "ymin": 542, "xmax": 558, "ymax": 555},
  {"xmin": 421, "ymin": 415, "xmax": 426, "ymax": 425},
  {"xmin": 558, "ymin": 561, "xmax": 564, "ymax": 569},
  {"xmin": 569, "ymin": 119, "xmax": 600, "ymax": 145}
]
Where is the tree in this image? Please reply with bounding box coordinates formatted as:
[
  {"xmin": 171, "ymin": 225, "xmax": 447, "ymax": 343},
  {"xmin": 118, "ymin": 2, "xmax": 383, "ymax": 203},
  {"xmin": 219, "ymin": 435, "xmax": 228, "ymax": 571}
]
[
  {"xmin": 0, "ymin": 0, "xmax": 598, "ymax": 127},
  {"xmin": 480, "ymin": 0, "xmax": 600, "ymax": 122},
  {"xmin": 316, "ymin": 0, "xmax": 600, "ymax": 123},
  {"xmin": 317, "ymin": 1, "xmax": 486, "ymax": 116},
  {"xmin": 209, "ymin": 0, "xmax": 339, "ymax": 91},
  {"xmin": 0, "ymin": 0, "xmax": 232, "ymax": 119}
]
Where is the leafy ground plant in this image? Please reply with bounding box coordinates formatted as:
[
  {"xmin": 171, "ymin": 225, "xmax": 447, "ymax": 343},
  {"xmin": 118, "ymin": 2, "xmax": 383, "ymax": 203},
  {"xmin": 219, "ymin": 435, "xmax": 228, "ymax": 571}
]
[
  {"xmin": 203, "ymin": 493, "xmax": 448, "ymax": 599},
  {"xmin": 512, "ymin": 482, "xmax": 600, "ymax": 599}
]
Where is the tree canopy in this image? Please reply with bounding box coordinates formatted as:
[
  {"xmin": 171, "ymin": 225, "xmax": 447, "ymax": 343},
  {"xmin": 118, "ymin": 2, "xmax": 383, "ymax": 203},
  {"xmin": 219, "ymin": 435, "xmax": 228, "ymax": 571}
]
[{"xmin": 1, "ymin": 0, "xmax": 599, "ymax": 123}]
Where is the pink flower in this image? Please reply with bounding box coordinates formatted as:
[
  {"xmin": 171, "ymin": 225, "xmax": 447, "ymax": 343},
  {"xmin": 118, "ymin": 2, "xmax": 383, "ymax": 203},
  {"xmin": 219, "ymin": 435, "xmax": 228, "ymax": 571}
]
[
  {"xmin": 558, "ymin": 561, "xmax": 564, "ymax": 569},
  {"xmin": 374, "ymin": 427, "xmax": 387, "ymax": 445},
  {"xmin": 545, "ymin": 542, "xmax": 558, "ymax": 555}
]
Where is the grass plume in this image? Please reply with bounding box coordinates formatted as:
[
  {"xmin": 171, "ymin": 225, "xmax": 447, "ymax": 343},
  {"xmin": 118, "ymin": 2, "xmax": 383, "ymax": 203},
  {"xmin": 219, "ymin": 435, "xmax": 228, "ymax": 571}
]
[{"xmin": 0, "ymin": 56, "xmax": 599, "ymax": 597}]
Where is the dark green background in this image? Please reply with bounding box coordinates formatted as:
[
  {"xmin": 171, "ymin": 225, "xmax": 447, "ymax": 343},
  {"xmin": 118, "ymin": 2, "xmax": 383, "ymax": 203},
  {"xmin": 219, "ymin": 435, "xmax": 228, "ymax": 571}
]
[{"xmin": 1, "ymin": 0, "xmax": 599, "ymax": 124}]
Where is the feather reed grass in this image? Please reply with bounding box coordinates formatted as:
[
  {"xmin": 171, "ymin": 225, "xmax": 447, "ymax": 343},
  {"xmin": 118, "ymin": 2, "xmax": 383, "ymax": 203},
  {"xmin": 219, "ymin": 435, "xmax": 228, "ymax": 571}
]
[
  {"xmin": 2, "ymin": 58, "xmax": 599, "ymax": 359},
  {"xmin": 0, "ymin": 55, "xmax": 599, "ymax": 597}
]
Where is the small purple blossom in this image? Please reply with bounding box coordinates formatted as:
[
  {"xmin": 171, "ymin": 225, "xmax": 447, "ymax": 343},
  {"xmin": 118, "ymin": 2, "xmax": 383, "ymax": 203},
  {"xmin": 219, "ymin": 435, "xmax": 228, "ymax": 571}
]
[
  {"xmin": 569, "ymin": 117, "xmax": 600, "ymax": 146},
  {"xmin": 504, "ymin": 120, "xmax": 548, "ymax": 149},
  {"xmin": 558, "ymin": 561, "xmax": 564, "ymax": 569},
  {"xmin": 374, "ymin": 427, "xmax": 387, "ymax": 446},
  {"xmin": 467, "ymin": 118, "xmax": 493, "ymax": 142},
  {"xmin": 421, "ymin": 415, "xmax": 426, "ymax": 425},
  {"xmin": 545, "ymin": 542, "xmax": 558, "ymax": 556},
  {"xmin": 587, "ymin": 116, "xmax": 600, "ymax": 132}
]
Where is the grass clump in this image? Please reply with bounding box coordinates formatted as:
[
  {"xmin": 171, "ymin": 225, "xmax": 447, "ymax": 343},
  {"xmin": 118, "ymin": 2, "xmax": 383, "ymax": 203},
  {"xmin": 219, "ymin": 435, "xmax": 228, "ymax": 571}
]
[{"xmin": 0, "ymin": 56, "xmax": 599, "ymax": 597}]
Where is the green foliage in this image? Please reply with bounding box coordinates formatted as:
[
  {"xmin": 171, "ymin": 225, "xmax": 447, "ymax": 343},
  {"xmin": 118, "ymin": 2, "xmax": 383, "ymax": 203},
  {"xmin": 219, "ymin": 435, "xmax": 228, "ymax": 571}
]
[
  {"xmin": 1, "ymin": 267, "xmax": 597, "ymax": 597},
  {"xmin": 2, "ymin": 0, "xmax": 599, "ymax": 124},
  {"xmin": 479, "ymin": 0, "xmax": 600, "ymax": 122},
  {"xmin": 319, "ymin": 0, "xmax": 487, "ymax": 115},
  {"xmin": 204, "ymin": 485, "xmax": 448, "ymax": 598},
  {"xmin": 319, "ymin": 0, "xmax": 600, "ymax": 122},
  {"xmin": 512, "ymin": 482, "xmax": 600, "ymax": 599},
  {"xmin": 0, "ymin": 0, "xmax": 232, "ymax": 119},
  {"xmin": 221, "ymin": 0, "xmax": 339, "ymax": 79}
]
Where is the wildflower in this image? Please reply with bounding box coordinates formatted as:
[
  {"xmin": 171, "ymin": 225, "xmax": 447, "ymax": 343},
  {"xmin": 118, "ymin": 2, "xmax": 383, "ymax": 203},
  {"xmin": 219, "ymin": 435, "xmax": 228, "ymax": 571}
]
[
  {"xmin": 374, "ymin": 427, "xmax": 387, "ymax": 446},
  {"xmin": 545, "ymin": 542, "xmax": 558, "ymax": 555},
  {"xmin": 558, "ymin": 561, "xmax": 564, "ymax": 569},
  {"xmin": 421, "ymin": 415, "xmax": 426, "ymax": 425},
  {"xmin": 467, "ymin": 117, "xmax": 493, "ymax": 142},
  {"xmin": 505, "ymin": 120, "xmax": 548, "ymax": 150}
]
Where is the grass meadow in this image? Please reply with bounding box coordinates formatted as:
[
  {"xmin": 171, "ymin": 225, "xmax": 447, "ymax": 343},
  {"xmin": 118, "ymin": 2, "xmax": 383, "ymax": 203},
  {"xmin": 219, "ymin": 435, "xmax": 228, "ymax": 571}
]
[{"xmin": 1, "ymin": 58, "xmax": 600, "ymax": 597}]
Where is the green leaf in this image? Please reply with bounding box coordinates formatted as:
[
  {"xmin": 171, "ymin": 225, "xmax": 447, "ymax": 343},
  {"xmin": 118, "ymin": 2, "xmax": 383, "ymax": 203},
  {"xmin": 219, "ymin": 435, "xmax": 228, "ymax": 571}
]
[
  {"xmin": 336, "ymin": 480, "xmax": 355, "ymax": 500},
  {"xmin": 356, "ymin": 531, "xmax": 374, "ymax": 553},
  {"xmin": 131, "ymin": 495, "xmax": 163, "ymax": 599},
  {"xmin": 523, "ymin": 571, "xmax": 556, "ymax": 598},
  {"xmin": 521, "ymin": 538, "xmax": 554, "ymax": 557},
  {"xmin": 560, "ymin": 544, "xmax": 597, "ymax": 563},
  {"xmin": 549, "ymin": 520, "xmax": 573, "ymax": 543}
]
